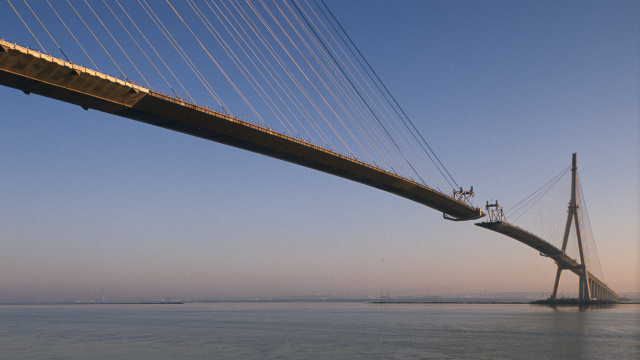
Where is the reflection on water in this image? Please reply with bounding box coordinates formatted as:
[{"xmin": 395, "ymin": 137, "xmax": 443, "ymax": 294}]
[
  {"xmin": 533, "ymin": 302, "xmax": 620, "ymax": 311},
  {"xmin": 0, "ymin": 303, "xmax": 638, "ymax": 359}
]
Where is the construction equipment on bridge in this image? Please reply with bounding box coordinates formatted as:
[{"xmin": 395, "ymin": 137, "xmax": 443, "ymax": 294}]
[
  {"xmin": 484, "ymin": 200, "xmax": 506, "ymax": 223},
  {"xmin": 443, "ymin": 187, "xmax": 479, "ymax": 221}
]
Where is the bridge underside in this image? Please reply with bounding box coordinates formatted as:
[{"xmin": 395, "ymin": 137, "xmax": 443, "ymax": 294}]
[
  {"xmin": 0, "ymin": 39, "xmax": 482, "ymax": 221},
  {"xmin": 476, "ymin": 221, "xmax": 620, "ymax": 301}
]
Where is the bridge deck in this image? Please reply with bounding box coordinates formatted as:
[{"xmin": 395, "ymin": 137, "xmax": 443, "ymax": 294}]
[
  {"xmin": 0, "ymin": 39, "xmax": 482, "ymax": 221},
  {"xmin": 476, "ymin": 221, "xmax": 619, "ymax": 299}
]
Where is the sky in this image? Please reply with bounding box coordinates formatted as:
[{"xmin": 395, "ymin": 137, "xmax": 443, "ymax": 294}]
[{"xmin": 0, "ymin": 0, "xmax": 638, "ymax": 302}]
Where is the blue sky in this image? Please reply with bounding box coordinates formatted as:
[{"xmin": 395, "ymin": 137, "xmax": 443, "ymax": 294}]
[{"xmin": 0, "ymin": 0, "xmax": 638, "ymax": 302}]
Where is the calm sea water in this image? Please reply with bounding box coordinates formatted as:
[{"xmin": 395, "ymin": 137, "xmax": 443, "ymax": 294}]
[{"xmin": 0, "ymin": 302, "xmax": 638, "ymax": 359}]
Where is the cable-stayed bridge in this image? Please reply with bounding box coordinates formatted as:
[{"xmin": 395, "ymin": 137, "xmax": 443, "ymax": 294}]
[
  {"xmin": 477, "ymin": 154, "xmax": 619, "ymax": 302},
  {"xmin": 0, "ymin": 1, "xmax": 619, "ymax": 302}
]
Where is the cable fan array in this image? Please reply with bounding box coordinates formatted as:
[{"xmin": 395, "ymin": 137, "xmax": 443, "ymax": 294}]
[
  {"xmin": 3, "ymin": 0, "xmax": 462, "ymax": 196},
  {"xmin": 503, "ymin": 167, "xmax": 605, "ymax": 283}
]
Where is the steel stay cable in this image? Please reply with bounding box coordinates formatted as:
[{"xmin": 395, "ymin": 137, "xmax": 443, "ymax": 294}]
[
  {"xmin": 188, "ymin": 0, "xmax": 295, "ymax": 134},
  {"xmin": 245, "ymin": 0, "xmax": 356, "ymax": 158},
  {"xmin": 284, "ymin": 2, "xmax": 400, "ymax": 170},
  {"xmin": 301, "ymin": 0, "xmax": 450, "ymax": 190},
  {"xmin": 45, "ymin": 0, "xmax": 100, "ymax": 71},
  {"xmin": 231, "ymin": 0, "xmax": 356, "ymax": 148},
  {"xmin": 282, "ymin": 0, "xmax": 410, "ymax": 176},
  {"xmin": 293, "ymin": 0, "xmax": 447, "ymax": 189},
  {"xmin": 22, "ymin": 0, "xmax": 70, "ymax": 61},
  {"xmin": 139, "ymin": 0, "xmax": 200, "ymax": 104},
  {"xmin": 189, "ymin": 0, "xmax": 298, "ymax": 137},
  {"xmin": 164, "ymin": 0, "xmax": 267, "ymax": 126},
  {"xmin": 310, "ymin": 0, "xmax": 451, "ymax": 188},
  {"xmin": 258, "ymin": 0, "xmax": 370, "ymax": 161},
  {"xmin": 290, "ymin": 0, "xmax": 425, "ymax": 183},
  {"xmin": 83, "ymin": 0, "xmax": 145, "ymax": 83},
  {"xmin": 287, "ymin": 0, "xmax": 426, "ymax": 186},
  {"xmin": 245, "ymin": 0, "xmax": 387, "ymax": 162},
  {"xmin": 261, "ymin": 0, "xmax": 408, "ymax": 172},
  {"xmin": 65, "ymin": 0, "xmax": 127, "ymax": 80},
  {"xmin": 114, "ymin": 0, "xmax": 193, "ymax": 107},
  {"xmin": 318, "ymin": 0, "xmax": 457, "ymax": 188},
  {"xmin": 544, "ymin": 188, "xmax": 568, "ymax": 247},
  {"xmin": 282, "ymin": 0, "xmax": 402, "ymax": 172},
  {"xmin": 7, "ymin": 0, "xmax": 47, "ymax": 53},
  {"xmin": 211, "ymin": 0, "xmax": 344, "ymax": 147},
  {"xmin": 298, "ymin": 0, "xmax": 444, "ymax": 189},
  {"xmin": 225, "ymin": 0, "xmax": 334, "ymax": 148},
  {"xmin": 506, "ymin": 166, "xmax": 570, "ymax": 215},
  {"xmin": 317, "ymin": 0, "xmax": 460, "ymax": 190},
  {"xmin": 230, "ymin": 0, "xmax": 338, "ymax": 151},
  {"xmin": 230, "ymin": 0, "xmax": 401, "ymax": 173},
  {"xmin": 101, "ymin": 0, "xmax": 153, "ymax": 88},
  {"xmin": 511, "ymin": 183, "xmax": 563, "ymax": 224},
  {"xmin": 205, "ymin": 0, "xmax": 315, "ymax": 143},
  {"xmin": 276, "ymin": 0, "xmax": 382, "ymax": 165},
  {"xmin": 142, "ymin": 0, "xmax": 230, "ymax": 112},
  {"xmin": 509, "ymin": 168, "xmax": 571, "ymax": 223}
]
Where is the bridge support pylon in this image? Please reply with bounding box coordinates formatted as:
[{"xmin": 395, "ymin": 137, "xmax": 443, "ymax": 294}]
[{"xmin": 550, "ymin": 153, "xmax": 595, "ymax": 301}]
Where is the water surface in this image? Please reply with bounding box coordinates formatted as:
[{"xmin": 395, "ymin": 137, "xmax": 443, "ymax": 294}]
[{"xmin": 1, "ymin": 302, "xmax": 638, "ymax": 359}]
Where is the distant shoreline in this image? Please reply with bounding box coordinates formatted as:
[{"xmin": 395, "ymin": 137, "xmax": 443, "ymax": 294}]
[
  {"xmin": 1, "ymin": 299, "xmax": 638, "ymax": 306},
  {"xmin": 0, "ymin": 301, "xmax": 184, "ymax": 305}
]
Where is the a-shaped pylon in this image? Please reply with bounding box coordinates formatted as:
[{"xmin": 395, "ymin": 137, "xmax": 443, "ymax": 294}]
[{"xmin": 551, "ymin": 153, "xmax": 594, "ymax": 300}]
